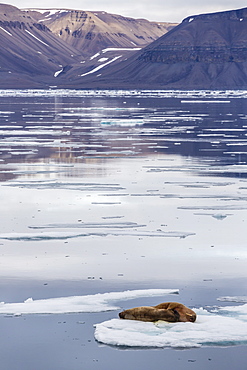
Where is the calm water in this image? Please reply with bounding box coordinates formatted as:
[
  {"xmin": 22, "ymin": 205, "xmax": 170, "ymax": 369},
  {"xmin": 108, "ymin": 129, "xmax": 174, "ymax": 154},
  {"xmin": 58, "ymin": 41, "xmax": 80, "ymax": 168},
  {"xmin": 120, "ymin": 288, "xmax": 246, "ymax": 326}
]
[
  {"xmin": 1, "ymin": 90, "xmax": 247, "ymax": 177},
  {"xmin": 0, "ymin": 90, "xmax": 247, "ymax": 369}
]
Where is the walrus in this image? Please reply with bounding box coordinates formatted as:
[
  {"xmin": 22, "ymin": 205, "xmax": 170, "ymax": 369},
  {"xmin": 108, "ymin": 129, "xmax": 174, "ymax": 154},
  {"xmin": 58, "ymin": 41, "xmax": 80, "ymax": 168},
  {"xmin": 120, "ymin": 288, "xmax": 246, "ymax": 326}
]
[{"xmin": 119, "ymin": 302, "xmax": 196, "ymax": 323}]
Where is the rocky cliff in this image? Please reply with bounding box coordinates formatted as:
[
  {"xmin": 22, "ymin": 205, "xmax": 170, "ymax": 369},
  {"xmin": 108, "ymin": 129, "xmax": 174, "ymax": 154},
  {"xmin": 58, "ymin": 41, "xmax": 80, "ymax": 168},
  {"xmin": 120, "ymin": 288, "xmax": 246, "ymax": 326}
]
[
  {"xmin": 28, "ymin": 9, "xmax": 176, "ymax": 56},
  {"xmin": 2, "ymin": 4, "xmax": 247, "ymax": 89},
  {"xmin": 0, "ymin": 4, "xmax": 81, "ymax": 87},
  {"xmin": 0, "ymin": 3, "xmax": 176, "ymax": 88},
  {"xmin": 69, "ymin": 7, "xmax": 247, "ymax": 89}
]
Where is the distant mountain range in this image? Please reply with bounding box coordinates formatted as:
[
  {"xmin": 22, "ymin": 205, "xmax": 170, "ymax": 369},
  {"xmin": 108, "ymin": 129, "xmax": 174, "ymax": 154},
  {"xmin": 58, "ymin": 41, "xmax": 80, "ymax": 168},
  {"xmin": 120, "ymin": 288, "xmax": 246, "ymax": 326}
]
[
  {"xmin": 29, "ymin": 8, "xmax": 174, "ymax": 56},
  {"xmin": 0, "ymin": 3, "xmax": 175, "ymax": 88},
  {"xmin": 1, "ymin": 4, "xmax": 247, "ymax": 89}
]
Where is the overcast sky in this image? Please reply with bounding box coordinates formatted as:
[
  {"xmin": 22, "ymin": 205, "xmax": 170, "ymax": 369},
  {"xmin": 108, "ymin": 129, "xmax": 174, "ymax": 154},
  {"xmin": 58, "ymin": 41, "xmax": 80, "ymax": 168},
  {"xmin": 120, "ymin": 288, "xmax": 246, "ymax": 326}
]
[{"xmin": 7, "ymin": 0, "xmax": 247, "ymax": 22}]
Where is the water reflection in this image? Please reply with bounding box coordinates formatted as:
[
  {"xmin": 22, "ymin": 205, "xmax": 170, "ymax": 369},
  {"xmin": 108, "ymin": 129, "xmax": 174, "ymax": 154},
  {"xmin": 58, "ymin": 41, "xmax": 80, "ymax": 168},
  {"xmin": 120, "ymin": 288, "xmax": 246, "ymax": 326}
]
[{"xmin": 0, "ymin": 90, "xmax": 247, "ymax": 180}]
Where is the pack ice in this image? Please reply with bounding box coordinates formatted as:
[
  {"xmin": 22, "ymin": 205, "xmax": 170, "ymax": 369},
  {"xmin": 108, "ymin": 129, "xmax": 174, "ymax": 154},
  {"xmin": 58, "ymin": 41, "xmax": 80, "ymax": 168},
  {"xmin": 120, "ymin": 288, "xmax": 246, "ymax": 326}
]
[
  {"xmin": 95, "ymin": 297, "xmax": 247, "ymax": 348},
  {"xmin": 1, "ymin": 290, "xmax": 247, "ymax": 348}
]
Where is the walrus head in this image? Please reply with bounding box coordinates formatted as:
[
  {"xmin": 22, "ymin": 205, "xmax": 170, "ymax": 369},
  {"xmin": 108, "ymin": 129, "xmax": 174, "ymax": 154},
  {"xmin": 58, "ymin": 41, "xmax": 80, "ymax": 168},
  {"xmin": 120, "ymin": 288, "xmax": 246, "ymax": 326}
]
[{"xmin": 154, "ymin": 302, "xmax": 196, "ymax": 322}]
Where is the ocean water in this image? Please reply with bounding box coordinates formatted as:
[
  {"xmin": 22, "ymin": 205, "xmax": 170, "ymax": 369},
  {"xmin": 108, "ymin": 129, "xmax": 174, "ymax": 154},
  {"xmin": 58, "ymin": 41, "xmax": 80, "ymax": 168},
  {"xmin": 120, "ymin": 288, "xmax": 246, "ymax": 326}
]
[{"xmin": 0, "ymin": 90, "xmax": 247, "ymax": 369}]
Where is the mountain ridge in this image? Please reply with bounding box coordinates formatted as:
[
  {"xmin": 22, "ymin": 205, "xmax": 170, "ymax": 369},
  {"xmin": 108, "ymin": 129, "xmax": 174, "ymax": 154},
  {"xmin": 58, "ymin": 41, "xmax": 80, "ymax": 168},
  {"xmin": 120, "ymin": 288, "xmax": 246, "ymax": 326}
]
[
  {"xmin": 63, "ymin": 6, "xmax": 247, "ymax": 89},
  {"xmin": 26, "ymin": 8, "xmax": 176, "ymax": 56},
  {"xmin": 0, "ymin": 3, "xmax": 176, "ymax": 87},
  {"xmin": 1, "ymin": 4, "xmax": 247, "ymax": 89},
  {"xmin": 0, "ymin": 3, "xmax": 82, "ymax": 88}
]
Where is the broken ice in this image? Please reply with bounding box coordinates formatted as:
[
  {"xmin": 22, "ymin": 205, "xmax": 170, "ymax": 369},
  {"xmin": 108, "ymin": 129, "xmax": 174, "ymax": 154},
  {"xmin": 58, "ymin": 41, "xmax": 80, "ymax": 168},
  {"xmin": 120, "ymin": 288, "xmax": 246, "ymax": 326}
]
[{"xmin": 94, "ymin": 302, "xmax": 247, "ymax": 348}]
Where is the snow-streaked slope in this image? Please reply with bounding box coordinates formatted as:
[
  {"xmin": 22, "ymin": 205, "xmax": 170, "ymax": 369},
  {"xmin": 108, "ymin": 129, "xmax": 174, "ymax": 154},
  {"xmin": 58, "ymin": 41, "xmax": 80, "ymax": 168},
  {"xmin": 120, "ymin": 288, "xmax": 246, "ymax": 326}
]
[
  {"xmin": 0, "ymin": 3, "xmax": 81, "ymax": 88},
  {"xmin": 61, "ymin": 7, "xmax": 247, "ymax": 89},
  {"xmin": 28, "ymin": 8, "xmax": 176, "ymax": 56},
  {"xmin": 0, "ymin": 4, "xmax": 177, "ymax": 87}
]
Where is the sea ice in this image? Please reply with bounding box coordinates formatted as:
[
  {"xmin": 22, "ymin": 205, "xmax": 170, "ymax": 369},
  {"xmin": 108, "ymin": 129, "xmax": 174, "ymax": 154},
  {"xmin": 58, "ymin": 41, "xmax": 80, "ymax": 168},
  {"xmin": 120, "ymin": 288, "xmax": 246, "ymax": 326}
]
[
  {"xmin": 0, "ymin": 230, "xmax": 195, "ymax": 241},
  {"xmin": 94, "ymin": 305, "xmax": 247, "ymax": 348},
  {"xmin": 0, "ymin": 289, "xmax": 178, "ymax": 315},
  {"xmin": 28, "ymin": 221, "xmax": 145, "ymax": 229},
  {"xmin": 217, "ymin": 296, "xmax": 247, "ymax": 303}
]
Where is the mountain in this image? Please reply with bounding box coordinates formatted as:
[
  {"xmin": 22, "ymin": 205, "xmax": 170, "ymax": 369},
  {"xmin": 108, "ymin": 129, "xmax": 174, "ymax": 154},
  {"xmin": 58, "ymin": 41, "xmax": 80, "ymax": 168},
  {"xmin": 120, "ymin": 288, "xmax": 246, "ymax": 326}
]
[
  {"xmin": 2, "ymin": 5, "xmax": 247, "ymax": 89},
  {"xmin": 27, "ymin": 8, "xmax": 176, "ymax": 56},
  {"xmin": 0, "ymin": 3, "xmax": 176, "ymax": 88},
  {"xmin": 62, "ymin": 7, "xmax": 247, "ymax": 89},
  {"xmin": 0, "ymin": 3, "xmax": 82, "ymax": 88}
]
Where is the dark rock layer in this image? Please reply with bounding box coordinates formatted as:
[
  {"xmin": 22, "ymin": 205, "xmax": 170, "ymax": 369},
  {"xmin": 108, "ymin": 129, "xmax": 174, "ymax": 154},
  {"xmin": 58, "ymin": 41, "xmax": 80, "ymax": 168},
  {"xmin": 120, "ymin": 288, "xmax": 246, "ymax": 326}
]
[{"xmin": 69, "ymin": 7, "xmax": 247, "ymax": 89}]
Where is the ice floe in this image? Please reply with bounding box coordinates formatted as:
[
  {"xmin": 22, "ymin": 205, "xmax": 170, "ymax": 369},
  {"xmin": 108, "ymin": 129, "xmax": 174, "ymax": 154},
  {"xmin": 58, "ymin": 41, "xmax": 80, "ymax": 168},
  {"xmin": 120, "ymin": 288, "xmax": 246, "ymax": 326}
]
[
  {"xmin": 0, "ymin": 230, "xmax": 195, "ymax": 241},
  {"xmin": 217, "ymin": 296, "xmax": 247, "ymax": 303},
  {"xmin": 28, "ymin": 221, "xmax": 145, "ymax": 229},
  {"xmin": 0, "ymin": 289, "xmax": 178, "ymax": 315},
  {"xmin": 3, "ymin": 181, "xmax": 125, "ymax": 191},
  {"xmin": 0, "ymin": 89, "xmax": 247, "ymax": 99},
  {"xmin": 100, "ymin": 119, "xmax": 144, "ymax": 126},
  {"xmin": 95, "ymin": 304, "xmax": 247, "ymax": 348},
  {"xmin": 0, "ymin": 288, "xmax": 247, "ymax": 348}
]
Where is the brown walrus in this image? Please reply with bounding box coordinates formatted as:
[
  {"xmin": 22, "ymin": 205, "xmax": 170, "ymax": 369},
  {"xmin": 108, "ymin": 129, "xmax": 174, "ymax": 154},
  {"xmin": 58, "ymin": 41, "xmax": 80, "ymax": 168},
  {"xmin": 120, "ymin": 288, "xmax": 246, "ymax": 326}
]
[{"xmin": 119, "ymin": 302, "xmax": 196, "ymax": 323}]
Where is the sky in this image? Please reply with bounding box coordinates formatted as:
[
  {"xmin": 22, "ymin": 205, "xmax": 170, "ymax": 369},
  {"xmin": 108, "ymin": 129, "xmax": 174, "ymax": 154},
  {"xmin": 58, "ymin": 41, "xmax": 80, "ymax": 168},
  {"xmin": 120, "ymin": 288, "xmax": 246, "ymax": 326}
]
[{"xmin": 5, "ymin": 0, "xmax": 247, "ymax": 22}]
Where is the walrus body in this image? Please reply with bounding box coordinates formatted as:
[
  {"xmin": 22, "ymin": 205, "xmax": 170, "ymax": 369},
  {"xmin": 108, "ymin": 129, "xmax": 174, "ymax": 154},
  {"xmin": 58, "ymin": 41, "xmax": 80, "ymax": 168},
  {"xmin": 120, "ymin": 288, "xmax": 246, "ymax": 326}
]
[{"xmin": 119, "ymin": 302, "xmax": 196, "ymax": 323}]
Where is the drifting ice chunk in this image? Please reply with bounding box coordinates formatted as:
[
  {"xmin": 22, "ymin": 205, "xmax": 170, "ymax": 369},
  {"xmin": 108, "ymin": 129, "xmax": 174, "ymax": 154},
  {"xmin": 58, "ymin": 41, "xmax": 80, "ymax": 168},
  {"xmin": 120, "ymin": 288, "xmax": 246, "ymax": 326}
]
[
  {"xmin": 95, "ymin": 305, "xmax": 247, "ymax": 348},
  {"xmin": 217, "ymin": 296, "xmax": 247, "ymax": 303},
  {"xmin": 0, "ymin": 289, "xmax": 178, "ymax": 314},
  {"xmin": 0, "ymin": 230, "xmax": 195, "ymax": 241}
]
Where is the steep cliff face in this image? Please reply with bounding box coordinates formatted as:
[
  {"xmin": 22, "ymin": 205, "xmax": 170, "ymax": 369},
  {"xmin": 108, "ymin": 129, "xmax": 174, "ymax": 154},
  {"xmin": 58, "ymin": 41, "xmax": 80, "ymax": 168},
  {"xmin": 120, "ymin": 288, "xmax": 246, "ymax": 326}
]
[
  {"xmin": 71, "ymin": 7, "xmax": 247, "ymax": 89},
  {"xmin": 138, "ymin": 8, "xmax": 247, "ymax": 64},
  {"xmin": 2, "ymin": 4, "xmax": 247, "ymax": 89},
  {"xmin": 27, "ymin": 8, "xmax": 176, "ymax": 56},
  {"xmin": 0, "ymin": 4, "xmax": 81, "ymax": 87}
]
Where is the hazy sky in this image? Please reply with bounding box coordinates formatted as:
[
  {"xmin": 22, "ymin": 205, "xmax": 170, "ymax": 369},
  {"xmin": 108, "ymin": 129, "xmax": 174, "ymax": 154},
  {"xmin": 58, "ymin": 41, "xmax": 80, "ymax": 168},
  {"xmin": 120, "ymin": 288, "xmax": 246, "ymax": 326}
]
[{"xmin": 7, "ymin": 0, "xmax": 247, "ymax": 22}]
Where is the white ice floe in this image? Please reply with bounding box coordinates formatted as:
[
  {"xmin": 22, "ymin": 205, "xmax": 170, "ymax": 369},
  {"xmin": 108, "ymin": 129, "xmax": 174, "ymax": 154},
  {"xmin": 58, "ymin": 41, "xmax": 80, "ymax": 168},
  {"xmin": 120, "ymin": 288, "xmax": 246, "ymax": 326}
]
[
  {"xmin": 95, "ymin": 305, "xmax": 247, "ymax": 348},
  {"xmin": 29, "ymin": 221, "xmax": 145, "ymax": 229},
  {"xmin": 0, "ymin": 90, "xmax": 247, "ymax": 99},
  {"xmin": 217, "ymin": 303, "xmax": 247, "ymax": 320},
  {"xmin": 100, "ymin": 118, "xmax": 144, "ymax": 126},
  {"xmin": 0, "ymin": 289, "xmax": 178, "ymax": 314},
  {"xmin": 217, "ymin": 296, "xmax": 247, "ymax": 303},
  {"xmin": 0, "ymin": 230, "xmax": 195, "ymax": 241},
  {"xmin": 181, "ymin": 100, "xmax": 231, "ymax": 103}
]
